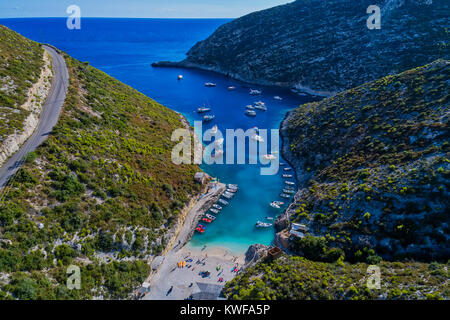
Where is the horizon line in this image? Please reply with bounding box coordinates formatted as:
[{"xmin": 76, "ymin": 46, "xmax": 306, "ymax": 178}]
[{"xmin": 0, "ymin": 16, "xmax": 234, "ymax": 20}]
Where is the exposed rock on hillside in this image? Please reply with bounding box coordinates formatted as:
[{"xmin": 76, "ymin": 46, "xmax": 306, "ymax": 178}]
[
  {"xmin": 156, "ymin": 0, "xmax": 449, "ymax": 95},
  {"xmin": 281, "ymin": 60, "xmax": 449, "ymax": 261}
]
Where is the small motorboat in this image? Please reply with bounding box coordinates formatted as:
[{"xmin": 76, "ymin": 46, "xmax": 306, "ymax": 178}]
[
  {"xmin": 253, "ymin": 104, "xmax": 267, "ymax": 111},
  {"xmin": 218, "ymin": 199, "xmax": 229, "ymax": 205},
  {"xmin": 228, "ymin": 184, "xmax": 238, "ymax": 189},
  {"xmin": 263, "ymin": 154, "xmax": 277, "ymax": 161},
  {"xmin": 285, "ymin": 181, "xmax": 295, "ymax": 186},
  {"xmin": 212, "ymin": 204, "xmax": 222, "ymax": 210},
  {"xmin": 205, "ymin": 214, "xmax": 216, "ymax": 221},
  {"xmin": 283, "ymin": 189, "xmax": 295, "ymax": 194},
  {"xmin": 196, "ymin": 224, "xmax": 206, "ymax": 233},
  {"xmin": 274, "ymin": 96, "xmax": 282, "ymax": 100},
  {"xmin": 245, "ymin": 110, "xmax": 257, "ymax": 117},
  {"xmin": 203, "ymin": 115, "xmax": 215, "ymax": 122},
  {"xmin": 210, "ymin": 208, "xmax": 220, "ymax": 215},
  {"xmin": 250, "ymin": 89, "xmax": 262, "ymax": 95},
  {"xmin": 228, "ymin": 86, "xmax": 236, "ymax": 90},
  {"xmin": 251, "ymin": 134, "xmax": 264, "ymax": 143},
  {"xmin": 178, "ymin": 75, "xmax": 183, "ymax": 80},
  {"xmin": 282, "ymin": 174, "xmax": 293, "ymax": 178},
  {"xmin": 226, "ymin": 188, "xmax": 237, "ymax": 193},
  {"xmin": 280, "ymin": 193, "xmax": 291, "ymax": 199},
  {"xmin": 197, "ymin": 107, "xmax": 211, "ymax": 113},
  {"xmin": 246, "ymin": 105, "xmax": 255, "ymax": 110},
  {"xmin": 202, "ymin": 218, "xmax": 212, "ymax": 223},
  {"xmin": 222, "ymin": 193, "xmax": 233, "ymax": 199},
  {"xmin": 205, "ymin": 82, "xmax": 217, "ymax": 87},
  {"xmin": 285, "ymin": 186, "xmax": 295, "ymax": 191},
  {"xmin": 284, "ymin": 167, "xmax": 292, "ymax": 171},
  {"xmin": 255, "ymin": 221, "xmax": 272, "ymax": 228},
  {"xmin": 270, "ymin": 202, "xmax": 281, "ymax": 209},
  {"xmin": 266, "ymin": 217, "xmax": 274, "ymax": 220}
]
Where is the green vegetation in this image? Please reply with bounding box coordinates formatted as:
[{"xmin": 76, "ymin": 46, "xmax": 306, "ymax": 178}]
[
  {"xmin": 224, "ymin": 255, "xmax": 449, "ymax": 300},
  {"xmin": 283, "ymin": 60, "xmax": 449, "ymax": 262},
  {"xmin": 0, "ymin": 26, "xmax": 44, "ymax": 143},
  {"xmin": 0, "ymin": 44, "xmax": 202, "ymax": 298}
]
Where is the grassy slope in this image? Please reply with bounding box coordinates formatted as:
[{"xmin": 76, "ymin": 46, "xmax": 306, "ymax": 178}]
[
  {"xmin": 283, "ymin": 60, "xmax": 449, "ymax": 262},
  {"xmin": 0, "ymin": 26, "xmax": 44, "ymax": 143},
  {"xmin": 0, "ymin": 50, "xmax": 201, "ymax": 299},
  {"xmin": 224, "ymin": 255, "xmax": 449, "ymax": 300}
]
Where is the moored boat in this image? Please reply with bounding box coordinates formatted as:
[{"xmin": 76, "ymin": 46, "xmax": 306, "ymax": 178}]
[
  {"xmin": 285, "ymin": 181, "xmax": 295, "ymax": 186},
  {"xmin": 197, "ymin": 107, "xmax": 211, "ymax": 113},
  {"xmin": 218, "ymin": 199, "xmax": 229, "ymax": 205},
  {"xmin": 280, "ymin": 193, "xmax": 291, "ymax": 199},
  {"xmin": 205, "ymin": 82, "xmax": 216, "ymax": 87},
  {"xmin": 283, "ymin": 189, "xmax": 295, "ymax": 194},
  {"xmin": 210, "ymin": 208, "xmax": 220, "ymax": 215},
  {"xmin": 203, "ymin": 115, "xmax": 215, "ymax": 122},
  {"xmin": 205, "ymin": 214, "xmax": 216, "ymax": 221},
  {"xmin": 212, "ymin": 204, "xmax": 222, "ymax": 210},
  {"xmin": 282, "ymin": 174, "xmax": 293, "ymax": 178},
  {"xmin": 250, "ymin": 89, "xmax": 262, "ymax": 95},
  {"xmin": 255, "ymin": 221, "xmax": 272, "ymax": 228},
  {"xmin": 245, "ymin": 110, "xmax": 257, "ymax": 117}
]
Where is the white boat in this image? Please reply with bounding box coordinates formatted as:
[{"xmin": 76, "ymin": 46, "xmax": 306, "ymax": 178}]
[
  {"xmin": 245, "ymin": 110, "xmax": 257, "ymax": 117},
  {"xmin": 205, "ymin": 82, "xmax": 217, "ymax": 87},
  {"xmin": 253, "ymin": 102, "xmax": 267, "ymax": 111},
  {"xmin": 250, "ymin": 89, "xmax": 262, "ymax": 95},
  {"xmin": 211, "ymin": 125, "xmax": 218, "ymax": 134},
  {"xmin": 254, "ymin": 101, "xmax": 265, "ymax": 106},
  {"xmin": 203, "ymin": 115, "xmax": 215, "ymax": 122},
  {"xmin": 222, "ymin": 192, "xmax": 233, "ymax": 199},
  {"xmin": 178, "ymin": 75, "xmax": 183, "ymax": 80},
  {"xmin": 251, "ymin": 134, "xmax": 264, "ymax": 143},
  {"xmin": 285, "ymin": 181, "xmax": 295, "ymax": 186},
  {"xmin": 255, "ymin": 221, "xmax": 272, "ymax": 228},
  {"xmin": 218, "ymin": 199, "xmax": 228, "ymax": 205},
  {"xmin": 212, "ymin": 204, "xmax": 222, "ymax": 210},
  {"xmin": 283, "ymin": 167, "xmax": 292, "ymax": 171},
  {"xmin": 274, "ymin": 96, "xmax": 282, "ymax": 100},
  {"xmin": 228, "ymin": 86, "xmax": 236, "ymax": 90},
  {"xmin": 206, "ymin": 214, "xmax": 216, "ymax": 220},
  {"xmin": 266, "ymin": 217, "xmax": 274, "ymax": 220},
  {"xmin": 270, "ymin": 202, "xmax": 281, "ymax": 209},
  {"xmin": 246, "ymin": 105, "xmax": 255, "ymax": 110},
  {"xmin": 263, "ymin": 154, "xmax": 277, "ymax": 161},
  {"xmin": 280, "ymin": 193, "xmax": 291, "ymax": 199},
  {"xmin": 224, "ymin": 191, "xmax": 234, "ymax": 197},
  {"xmin": 273, "ymin": 201, "xmax": 284, "ymax": 206},
  {"xmin": 228, "ymin": 184, "xmax": 238, "ymax": 189},
  {"xmin": 197, "ymin": 107, "xmax": 211, "ymax": 113},
  {"xmin": 226, "ymin": 188, "xmax": 237, "ymax": 193},
  {"xmin": 210, "ymin": 209, "xmax": 220, "ymax": 214},
  {"xmin": 282, "ymin": 174, "xmax": 293, "ymax": 178},
  {"xmin": 283, "ymin": 189, "xmax": 295, "ymax": 194}
]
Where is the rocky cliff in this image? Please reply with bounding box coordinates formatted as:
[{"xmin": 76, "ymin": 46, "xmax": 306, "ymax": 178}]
[
  {"xmin": 281, "ymin": 60, "xmax": 449, "ymax": 262},
  {"xmin": 156, "ymin": 0, "xmax": 449, "ymax": 95}
]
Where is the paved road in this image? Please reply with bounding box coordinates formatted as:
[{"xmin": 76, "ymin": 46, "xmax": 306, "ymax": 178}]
[{"xmin": 0, "ymin": 45, "xmax": 69, "ymax": 189}]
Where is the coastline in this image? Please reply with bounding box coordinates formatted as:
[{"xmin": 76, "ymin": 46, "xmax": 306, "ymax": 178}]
[{"xmin": 152, "ymin": 60, "xmax": 334, "ymax": 98}]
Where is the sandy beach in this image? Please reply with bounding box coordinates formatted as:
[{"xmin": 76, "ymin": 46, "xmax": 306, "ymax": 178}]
[
  {"xmin": 143, "ymin": 244, "xmax": 245, "ymax": 300},
  {"xmin": 142, "ymin": 181, "xmax": 246, "ymax": 300}
]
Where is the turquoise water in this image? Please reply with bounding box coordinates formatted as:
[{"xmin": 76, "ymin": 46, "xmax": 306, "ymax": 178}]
[{"xmin": 1, "ymin": 18, "xmax": 315, "ymax": 253}]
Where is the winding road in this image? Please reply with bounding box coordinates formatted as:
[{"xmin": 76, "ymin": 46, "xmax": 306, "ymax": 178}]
[{"xmin": 0, "ymin": 45, "xmax": 69, "ymax": 189}]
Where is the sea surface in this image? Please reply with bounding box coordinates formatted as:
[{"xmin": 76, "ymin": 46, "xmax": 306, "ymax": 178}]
[{"xmin": 0, "ymin": 18, "xmax": 315, "ymax": 253}]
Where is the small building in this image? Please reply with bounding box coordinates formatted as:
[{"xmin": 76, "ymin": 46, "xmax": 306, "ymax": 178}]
[
  {"xmin": 289, "ymin": 223, "xmax": 309, "ymax": 238},
  {"xmin": 189, "ymin": 282, "xmax": 224, "ymax": 300},
  {"xmin": 194, "ymin": 172, "xmax": 207, "ymax": 184},
  {"xmin": 268, "ymin": 247, "xmax": 282, "ymax": 260}
]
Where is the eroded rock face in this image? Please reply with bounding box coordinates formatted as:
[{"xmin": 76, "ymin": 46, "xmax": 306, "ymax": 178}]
[
  {"xmin": 0, "ymin": 50, "xmax": 52, "ymax": 166},
  {"xmin": 245, "ymin": 244, "xmax": 268, "ymax": 265},
  {"xmin": 171, "ymin": 0, "xmax": 448, "ymax": 94}
]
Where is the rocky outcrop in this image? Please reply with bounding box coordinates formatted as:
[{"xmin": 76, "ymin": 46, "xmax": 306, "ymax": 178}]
[
  {"xmin": 245, "ymin": 244, "xmax": 269, "ymax": 266},
  {"xmin": 0, "ymin": 50, "xmax": 52, "ymax": 166},
  {"xmin": 155, "ymin": 0, "xmax": 448, "ymax": 95},
  {"xmin": 280, "ymin": 60, "xmax": 450, "ymax": 262}
]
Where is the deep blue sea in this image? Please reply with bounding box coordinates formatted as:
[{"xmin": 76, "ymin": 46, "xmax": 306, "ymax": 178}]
[{"xmin": 0, "ymin": 18, "xmax": 315, "ymax": 253}]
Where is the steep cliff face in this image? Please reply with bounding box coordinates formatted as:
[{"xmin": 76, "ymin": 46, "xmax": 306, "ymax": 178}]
[
  {"xmin": 173, "ymin": 0, "xmax": 449, "ymax": 94},
  {"xmin": 281, "ymin": 60, "xmax": 449, "ymax": 261}
]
